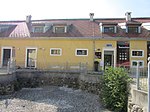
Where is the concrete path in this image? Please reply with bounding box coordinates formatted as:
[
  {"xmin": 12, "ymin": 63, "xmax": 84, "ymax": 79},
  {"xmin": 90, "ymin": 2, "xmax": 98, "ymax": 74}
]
[{"xmin": 0, "ymin": 86, "xmax": 111, "ymax": 112}]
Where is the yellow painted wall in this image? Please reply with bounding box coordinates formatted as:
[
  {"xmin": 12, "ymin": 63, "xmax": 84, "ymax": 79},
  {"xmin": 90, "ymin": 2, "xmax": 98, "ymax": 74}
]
[
  {"xmin": 0, "ymin": 39, "xmax": 94, "ymax": 70},
  {"xmin": 130, "ymin": 40, "xmax": 147, "ymax": 67},
  {"xmin": 0, "ymin": 38, "xmax": 148, "ymax": 70},
  {"xmin": 95, "ymin": 40, "xmax": 116, "ymax": 54}
]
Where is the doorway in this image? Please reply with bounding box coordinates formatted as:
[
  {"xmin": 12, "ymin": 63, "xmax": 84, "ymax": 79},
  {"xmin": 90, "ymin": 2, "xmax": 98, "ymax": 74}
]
[
  {"xmin": 104, "ymin": 51, "xmax": 114, "ymax": 68},
  {"xmin": 103, "ymin": 48, "xmax": 116, "ymax": 69},
  {"xmin": 26, "ymin": 48, "xmax": 37, "ymax": 68},
  {"xmin": 1, "ymin": 47, "xmax": 12, "ymax": 67}
]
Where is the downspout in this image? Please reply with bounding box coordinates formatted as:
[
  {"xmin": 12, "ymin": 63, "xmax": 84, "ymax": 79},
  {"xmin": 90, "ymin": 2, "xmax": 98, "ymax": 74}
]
[
  {"xmin": 93, "ymin": 39, "xmax": 95, "ymax": 71},
  {"xmin": 92, "ymin": 21, "xmax": 95, "ymax": 71}
]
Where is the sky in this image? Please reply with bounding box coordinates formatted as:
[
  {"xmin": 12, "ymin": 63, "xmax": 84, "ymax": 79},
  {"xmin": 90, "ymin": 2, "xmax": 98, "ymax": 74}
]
[{"xmin": 0, "ymin": 0, "xmax": 150, "ymax": 21}]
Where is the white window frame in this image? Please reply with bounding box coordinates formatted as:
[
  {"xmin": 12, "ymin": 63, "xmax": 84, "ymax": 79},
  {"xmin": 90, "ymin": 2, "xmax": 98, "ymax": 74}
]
[
  {"xmin": 131, "ymin": 60, "xmax": 144, "ymax": 68},
  {"xmin": 99, "ymin": 24, "xmax": 117, "ymax": 33},
  {"xmin": 75, "ymin": 49, "xmax": 88, "ymax": 56},
  {"xmin": 50, "ymin": 48, "xmax": 62, "ymax": 56},
  {"xmin": 126, "ymin": 26, "xmax": 141, "ymax": 33},
  {"xmin": 25, "ymin": 47, "xmax": 38, "ymax": 68},
  {"xmin": 1, "ymin": 46, "xmax": 13, "ymax": 67},
  {"xmin": 53, "ymin": 26, "xmax": 67, "ymax": 33},
  {"xmin": 131, "ymin": 50, "xmax": 144, "ymax": 57},
  {"xmin": 103, "ymin": 26, "xmax": 117, "ymax": 33}
]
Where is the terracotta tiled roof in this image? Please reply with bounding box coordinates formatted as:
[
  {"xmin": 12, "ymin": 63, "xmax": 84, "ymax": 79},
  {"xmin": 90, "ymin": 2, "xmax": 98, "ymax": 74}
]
[{"xmin": 0, "ymin": 18, "xmax": 150, "ymax": 38}]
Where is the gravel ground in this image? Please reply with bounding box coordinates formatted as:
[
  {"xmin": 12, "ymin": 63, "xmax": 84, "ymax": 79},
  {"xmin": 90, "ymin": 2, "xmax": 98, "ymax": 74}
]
[{"xmin": 0, "ymin": 86, "xmax": 111, "ymax": 112}]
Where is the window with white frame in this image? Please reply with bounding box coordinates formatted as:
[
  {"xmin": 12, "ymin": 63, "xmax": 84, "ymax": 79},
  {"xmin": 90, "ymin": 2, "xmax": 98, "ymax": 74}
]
[
  {"xmin": 53, "ymin": 26, "xmax": 67, "ymax": 33},
  {"xmin": 99, "ymin": 23, "xmax": 117, "ymax": 33},
  {"xmin": 128, "ymin": 27, "xmax": 138, "ymax": 33},
  {"xmin": 76, "ymin": 49, "xmax": 88, "ymax": 56},
  {"xmin": 103, "ymin": 26, "xmax": 115, "ymax": 33},
  {"xmin": 50, "ymin": 48, "xmax": 62, "ymax": 56},
  {"xmin": 127, "ymin": 26, "xmax": 141, "ymax": 33},
  {"xmin": 131, "ymin": 50, "xmax": 144, "ymax": 57},
  {"xmin": 131, "ymin": 60, "xmax": 144, "ymax": 68}
]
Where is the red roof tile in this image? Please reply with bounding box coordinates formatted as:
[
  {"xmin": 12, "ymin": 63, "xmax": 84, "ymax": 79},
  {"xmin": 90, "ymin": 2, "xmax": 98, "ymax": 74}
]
[{"xmin": 0, "ymin": 17, "xmax": 150, "ymax": 38}]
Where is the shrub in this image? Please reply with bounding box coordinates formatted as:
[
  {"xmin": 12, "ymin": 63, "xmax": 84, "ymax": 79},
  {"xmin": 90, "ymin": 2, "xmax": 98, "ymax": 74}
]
[{"xmin": 100, "ymin": 67, "xmax": 130, "ymax": 112}]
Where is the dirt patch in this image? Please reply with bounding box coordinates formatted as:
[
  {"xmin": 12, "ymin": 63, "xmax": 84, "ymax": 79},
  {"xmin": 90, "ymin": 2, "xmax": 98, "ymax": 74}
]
[{"xmin": 0, "ymin": 86, "xmax": 111, "ymax": 112}]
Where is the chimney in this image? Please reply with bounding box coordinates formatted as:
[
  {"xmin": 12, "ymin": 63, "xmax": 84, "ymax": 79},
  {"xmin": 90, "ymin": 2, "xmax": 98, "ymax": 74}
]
[
  {"xmin": 125, "ymin": 12, "xmax": 131, "ymax": 21},
  {"xmin": 89, "ymin": 13, "xmax": 94, "ymax": 21},
  {"xmin": 26, "ymin": 15, "xmax": 32, "ymax": 23},
  {"xmin": 26, "ymin": 15, "xmax": 32, "ymax": 33}
]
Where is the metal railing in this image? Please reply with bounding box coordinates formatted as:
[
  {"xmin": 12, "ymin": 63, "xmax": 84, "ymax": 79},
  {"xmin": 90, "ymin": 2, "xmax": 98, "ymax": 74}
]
[
  {"xmin": 15, "ymin": 61, "xmax": 88, "ymax": 73},
  {"xmin": 127, "ymin": 66, "xmax": 148, "ymax": 91},
  {"xmin": 7, "ymin": 60, "xmax": 16, "ymax": 74},
  {"xmin": 48, "ymin": 62, "xmax": 88, "ymax": 73},
  {"xmin": 0, "ymin": 60, "xmax": 16, "ymax": 74}
]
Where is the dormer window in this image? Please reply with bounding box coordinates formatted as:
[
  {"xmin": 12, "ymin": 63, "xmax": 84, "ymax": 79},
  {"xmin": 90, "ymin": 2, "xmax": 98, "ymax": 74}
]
[
  {"xmin": 119, "ymin": 22, "xmax": 141, "ymax": 34},
  {"xmin": 53, "ymin": 25, "xmax": 67, "ymax": 33},
  {"xmin": 55, "ymin": 26, "xmax": 66, "ymax": 33},
  {"xmin": 127, "ymin": 26, "xmax": 140, "ymax": 33},
  {"xmin": 99, "ymin": 23, "xmax": 117, "ymax": 33},
  {"xmin": 33, "ymin": 26, "xmax": 44, "ymax": 33},
  {"xmin": 104, "ymin": 26, "xmax": 115, "ymax": 33},
  {"xmin": 128, "ymin": 27, "xmax": 138, "ymax": 33}
]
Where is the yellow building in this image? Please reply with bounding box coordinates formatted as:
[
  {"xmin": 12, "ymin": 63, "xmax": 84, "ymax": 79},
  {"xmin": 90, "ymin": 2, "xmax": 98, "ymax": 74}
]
[{"xmin": 0, "ymin": 12, "xmax": 150, "ymax": 71}]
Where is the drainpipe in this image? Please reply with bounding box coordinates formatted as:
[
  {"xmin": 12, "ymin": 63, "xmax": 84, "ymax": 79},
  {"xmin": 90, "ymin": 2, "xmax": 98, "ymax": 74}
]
[
  {"xmin": 148, "ymin": 57, "xmax": 150, "ymax": 112},
  {"xmin": 93, "ymin": 40, "xmax": 95, "ymax": 71}
]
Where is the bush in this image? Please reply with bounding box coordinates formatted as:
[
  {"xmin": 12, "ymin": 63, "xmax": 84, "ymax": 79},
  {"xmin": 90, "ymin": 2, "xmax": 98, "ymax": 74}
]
[{"xmin": 100, "ymin": 67, "xmax": 130, "ymax": 112}]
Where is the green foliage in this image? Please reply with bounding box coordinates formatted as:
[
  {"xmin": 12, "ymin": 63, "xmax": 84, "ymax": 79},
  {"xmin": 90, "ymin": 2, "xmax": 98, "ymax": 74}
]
[{"xmin": 100, "ymin": 67, "xmax": 131, "ymax": 112}]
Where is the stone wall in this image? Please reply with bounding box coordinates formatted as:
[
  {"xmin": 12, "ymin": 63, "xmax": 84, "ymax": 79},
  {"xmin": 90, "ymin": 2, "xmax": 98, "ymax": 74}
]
[
  {"xmin": 0, "ymin": 70, "xmax": 101, "ymax": 96},
  {"xmin": 79, "ymin": 74, "xmax": 101, "ymax": 94},
  {"xmin": 16, "ymin": 71, "xmax": 80, "ymax": 89},
  {"xmin": 0, "ymin": 73, "xmax": 16, "ymax": 95}
]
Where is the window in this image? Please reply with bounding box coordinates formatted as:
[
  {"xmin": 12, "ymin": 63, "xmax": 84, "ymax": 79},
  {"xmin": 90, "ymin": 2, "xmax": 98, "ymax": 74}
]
[
  {"xmin": 76, "ymin": 49, "xmax": 88, "ymax": 56},
  {"xmin": 131, "ymin": 60, "xmax": 144, "ymax": 68},
  {"xmin": 117, "ymin": 41, "xmax": 130, "ymax": 65},
  {"xmin": 104, "ymin": 26, "xmax": 115, "ymax": 33},
  {"xmin": 0, "ymin": 25, "xmax": 11, "ymax": 32},
  {"xmin": 99, "ymin": 23, "xmax": 117, "ymax": 33},
  {"xmin": 53, "ymin": 26, "xmax": 67, "ymax": 33},
  {"xmin": 126, "ymin": 26, "xmax": 141, "ymax": 33},
  {"xmin": 33, "ymin": 27, "xmax": 44, "ymax": 33},
  {"xmin": 128, "ymin": 27, "xmax": 138, "ymax": 33},
  {"xmin": 131, "ymin": 50, "xmax": 144, "ymax": 57},
  {"xmin": 50, "ymin": 48, "xmax": 62, "ymax": 56}
]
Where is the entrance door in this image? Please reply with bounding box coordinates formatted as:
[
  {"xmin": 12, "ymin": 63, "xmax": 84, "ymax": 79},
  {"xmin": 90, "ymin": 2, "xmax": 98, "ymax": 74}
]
[
  {"xmin": 104, "ymin": 51, "xmax": 114, "ymax": 69},
  {"xmin": 26, "ymin": 48, "xmax": 37, "ymax": 68},
  {"xmin": 2, "ymin": 48, "xmax": 12, "ymax": 66}
]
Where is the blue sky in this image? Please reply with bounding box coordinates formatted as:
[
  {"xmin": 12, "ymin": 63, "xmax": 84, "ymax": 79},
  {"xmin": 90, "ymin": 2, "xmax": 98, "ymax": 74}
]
[{"xmin": 0, "ymin": 0, "xmax": 150, "ymax": 20}]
